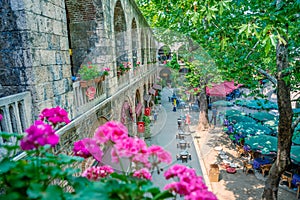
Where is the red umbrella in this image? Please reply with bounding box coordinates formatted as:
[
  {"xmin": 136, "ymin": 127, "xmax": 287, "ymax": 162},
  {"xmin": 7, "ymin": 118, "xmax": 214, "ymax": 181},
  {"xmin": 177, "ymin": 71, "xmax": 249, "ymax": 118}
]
[{"xmin": 206, "ymin": 80, "xmax": 242, "ymax": 97}]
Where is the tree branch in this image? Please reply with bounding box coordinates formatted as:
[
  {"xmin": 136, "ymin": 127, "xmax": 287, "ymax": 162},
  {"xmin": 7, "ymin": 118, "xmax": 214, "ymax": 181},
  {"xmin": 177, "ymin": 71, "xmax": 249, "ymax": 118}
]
[
  {"xmin": 257, "ymin": 68, "xmax": 278, "ymax": 86},
  {"xmin": 245, "ymin": 41, "xmax": 260, "ymax": 60}
]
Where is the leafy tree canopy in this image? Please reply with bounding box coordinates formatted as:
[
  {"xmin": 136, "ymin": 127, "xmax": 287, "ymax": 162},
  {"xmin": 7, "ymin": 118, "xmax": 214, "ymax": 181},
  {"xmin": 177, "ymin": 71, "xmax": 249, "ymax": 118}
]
[{"xmin": 136, "ymin": 0, "xmax": 300, "ymax": 91}]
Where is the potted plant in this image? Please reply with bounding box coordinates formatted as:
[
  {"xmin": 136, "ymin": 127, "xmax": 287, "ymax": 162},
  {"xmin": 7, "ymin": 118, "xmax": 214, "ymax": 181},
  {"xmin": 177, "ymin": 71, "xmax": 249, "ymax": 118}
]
[
  {"xmin": 98, "ymin": 67, "xmax": 110, "ymax": 81},
  {"xmin": 133, "ymin": 61, "xmax": 140, "ymax": 70},
  {"xmin": 78, "ymin": 63, "xmax": 99, "ymax": 87},
  {"xmin": 117, "ymin": 62, "xmax": 131, "ymax": 76}
]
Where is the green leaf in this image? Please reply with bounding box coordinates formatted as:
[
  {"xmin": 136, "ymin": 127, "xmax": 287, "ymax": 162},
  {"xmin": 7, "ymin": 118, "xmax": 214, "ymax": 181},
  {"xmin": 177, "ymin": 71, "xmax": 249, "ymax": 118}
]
[
  {"xmin": 153, "ymin": 190, "xmax": 174, "ymax": 200},
  {"xmin": 277, "ymin": 34, "xmax": 287, "ymax": 45},
  {"xmin": 269, "ymin": 34, "xmax": 277, "ymax": 47},
  {"xmin": 27, "ymin": 183, "xmax": 43, "ymax": 199},
  {"xmin": 238, "ymin": 24, "xmax": 247, "ymax": 34},
  {"xmin": 265, "ymin": 39, "xmax": 271, "ymax": 55},
  {"xmin": 41, "ymin": 185, "xmax": 63, "ymax": 200},
  {"xmin": 0, "ymin": 159, "xmax": 17, "ymax": 174}
]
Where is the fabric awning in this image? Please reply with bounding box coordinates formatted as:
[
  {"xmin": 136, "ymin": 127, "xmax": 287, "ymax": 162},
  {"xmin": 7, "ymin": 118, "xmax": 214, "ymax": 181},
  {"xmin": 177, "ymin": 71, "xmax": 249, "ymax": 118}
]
[
  {"xmin": 135, "ymin": 103, "xmax": 143, "ymax": 116},
  {"xmin": 143, "ymin": 94, "xmax": 151, "ymax": 102},
  {"xmin": 149, "ymin": 88, "xmax": 156, "ymax": 95},
  {"xmin": 153, "ymin": 84, "xmax": 162, "ymax": 90},
  {"xmin": 206, "ymin": 80, "xmax": 242, "ymax": 97}
]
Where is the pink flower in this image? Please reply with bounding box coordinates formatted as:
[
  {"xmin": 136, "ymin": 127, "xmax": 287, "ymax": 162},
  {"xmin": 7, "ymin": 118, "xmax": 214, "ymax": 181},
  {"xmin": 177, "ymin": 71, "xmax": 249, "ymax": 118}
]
[
  {"xmin": 164, "ymin": 164, "xmax": 194, "ymax": 179},
  {"xmin": 185, "ymin": 190, "xmax": 218, "ymax": 200},
  {"xmin": 148, "ymin": 145, "xmax": 172, "ymax": 164},
  {"xmin": 83, "ymin": 138, "xmax": 103, "ymax": 162},
  {"xmin": 94, "ymin": 121, "xmax": 128, "ymax": 144},
  {"xmin": 20, "ymin": 120, "xmax": 59, "ymax": 150},
  {"xmin": 73, "ymin": 138, "xmax": 103, "ymax": 162},
  {"xmin": 39, "ymin": 106, "xmax": 70, "ymax": 126},
  {"xmin": 73, "ymin": 139, "xmax": 91, "ymax": 158},
  {"xmin": 133, "ymin": 168, "xmax": 152, "ymax": 180},
  {"xmin": 103, "ymin": 67, "xmax": 110, "ymax": 72},
  {"xmin": 164, "ymin": 165, "xmax": 217, "ymax": 199},
  {"xmin": 82, "ymin": 165, "xmax": 114, "ymax": 181},
  {"xmin": 164, "ymin": 182, "xmax": 189, "ymax": 195},
  {"xmin": 0, "ymin": 114, "xmax": 3, "ymax": 121}
]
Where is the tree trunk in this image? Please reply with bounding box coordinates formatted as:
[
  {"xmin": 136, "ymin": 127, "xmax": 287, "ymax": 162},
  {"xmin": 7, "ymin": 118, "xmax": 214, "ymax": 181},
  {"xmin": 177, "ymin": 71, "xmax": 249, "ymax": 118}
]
[
  {"xmin": 197, "ymin": 88, "xmax": 209, "ymax": 130},
  {"xmin": 262, "ymin": 37, "xmax": 293, "ymax": 199}
]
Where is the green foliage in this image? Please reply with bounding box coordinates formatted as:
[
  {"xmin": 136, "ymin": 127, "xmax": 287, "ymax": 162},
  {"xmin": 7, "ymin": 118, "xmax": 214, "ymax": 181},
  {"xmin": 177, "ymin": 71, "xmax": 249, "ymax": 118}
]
[
  {"xmin": 78, "ymin": 64, "xmax": 100, "ymax": 81},
  {"xmin": 136, "ymin": 0, "xmax": 300, "ymax": 90},
  {"xmin": 142, "ymin": 115, "xmax": 151, "ymax": 138},
  {"xmin": 166, "ymin": 55, "xmax": 180, "ymax": 70},
  {"xmin": 0, "ymin": 133, "xmax": 173, "ymax": 199}
]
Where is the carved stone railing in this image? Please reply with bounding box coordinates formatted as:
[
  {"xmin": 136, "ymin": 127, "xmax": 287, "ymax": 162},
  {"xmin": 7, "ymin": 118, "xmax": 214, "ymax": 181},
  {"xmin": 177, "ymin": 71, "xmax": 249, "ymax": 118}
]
[
  {"xmin": 118, "ymin": 72, "xmax": 130, "ymax": 89},
  {"xmin": 10, "ymin": 67, "xmax": 158, "ymax": 163},
  {"xmin": 73, "ymin": 80, "xmax": 107, "ymax": 116},
  {"xmin": 0, "ymin": 92, "xmax": 32, "ymax": 141},
  {"xmin": 0, "ymin": 92, "xmax": 32, "ymax": 157}
]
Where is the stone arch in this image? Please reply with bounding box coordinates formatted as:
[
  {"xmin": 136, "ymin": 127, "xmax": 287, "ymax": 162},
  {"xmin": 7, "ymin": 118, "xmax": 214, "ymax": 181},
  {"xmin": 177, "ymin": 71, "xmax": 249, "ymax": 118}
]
[
  {"xmin": 143, "ymin": 84, "xmax": 150, "ymax": 108},
  {"xmin": 157, "ymin": 45, "xmax": 171, "ymax": 64},
  {"xmin": 120, "ymin": 98, "xmax": 134, "ymax": 136},
  {"xmin": 65, "ymin": 0, "xmax": 104, "ymax": 75},
  {"xmin": 131, "ymin": 18, "xmax": 138, "ymax": 66},
  {"xmin": 135, "ymin": 89, "xmax": 143, "ymax": 122},
  {"xmin": 114, "ymin": 0, "xmax": 127, "ymax": 67},
  {"xmin": 159, "ymin": 68, "xmax": 172, "ymax": 85},
  {"xmin": 141, "ymin": 29, "xmax": 146, "ymax": 65},
  {"xmin": 88, "ymin": 115, "xmax": 109, "ymax": 138},
  {"xmin": 150, "ymin": 38, "xmax": 157, "ymax": 63}
]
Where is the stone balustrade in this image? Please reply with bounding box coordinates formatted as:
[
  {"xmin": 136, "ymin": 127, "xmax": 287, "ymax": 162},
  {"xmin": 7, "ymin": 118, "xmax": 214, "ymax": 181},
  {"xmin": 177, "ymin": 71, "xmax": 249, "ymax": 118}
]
[
  {"xmin": 73, "ymin": 80, "xmax": 107, "ymax": 116},
  {"xmin": 0, "ymin": 91, "xmax": 32, "ymax": 137}
]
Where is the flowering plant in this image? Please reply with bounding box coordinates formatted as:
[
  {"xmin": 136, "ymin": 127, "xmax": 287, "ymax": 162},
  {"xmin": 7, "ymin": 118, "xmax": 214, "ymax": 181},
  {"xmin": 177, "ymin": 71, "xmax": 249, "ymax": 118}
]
[
  {"xmin": 78, "ymin": 62, "xmax": 99, "ymax": 81},
  {"xmin": 100, "ymin": 67, "xmax": 110, "ymax": 76},
  {"xmin": 133, "ymin": 61, "xmax": 141, "ymax": 69},
  {"xmin": 0, "ymin": 107, "xmax": 216, "ymax": 200},
  {"xmin": 118, "ymin": 62, "xmax": 131, "ymax": 72}
]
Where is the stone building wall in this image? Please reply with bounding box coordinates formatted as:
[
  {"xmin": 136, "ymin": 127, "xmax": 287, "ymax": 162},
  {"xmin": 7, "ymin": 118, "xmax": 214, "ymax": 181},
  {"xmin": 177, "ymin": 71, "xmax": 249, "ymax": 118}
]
[
  {"xmin": 0, "ymin": 0, "xmax": 74, "ymax": 119},
  {"xmin": 0, "ymin": 0, "xmax": 159, "ymax": 140}
]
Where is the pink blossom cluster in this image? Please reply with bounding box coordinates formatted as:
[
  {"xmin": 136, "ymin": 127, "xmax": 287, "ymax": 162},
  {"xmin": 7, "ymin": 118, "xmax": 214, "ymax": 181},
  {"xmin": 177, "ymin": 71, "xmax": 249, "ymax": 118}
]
[
  {"xmin": 148, "ymin": 145, "xmax": 172, "ymax": 164},
  {"xmin": 164, "ymin": 164, "xmax": 217, "ymax": 200},
  {"xmin": 39, "ymin": 106, "xmax": 70, "ymax": 126},
  {"xmin": 123, "ymin": 62, "xmax": 131, "ymax": 70},
  {"xmin": 20, "ymin": 106, "xmax": 70, "ymax": 151},
  {"xmin": 133, "ymin": 168, "xmax": 152, "ymax": 180},
  {"xmin": 94, "ymin": 121, "xmax": 128, "ymax": 144},
  {"xmin": 20, "ymin": 120, "xmax": 59, "ymax": 150},
  {"xmin": 76, "ymin": 121, "xmax": 171, "ymax": 181},
  {"xmin": 82, "ymin": 165, "xmax": 114, "ymax": 181},
  {"xmin": 93, "ymin": 121, "xmax": 171, "ymax": 170},
  {"xmin": 103, "ymin": 67, "xmax": 110, "ymax": 72},
  {"xmin": 73, "ymin": 138, "xmax": 103, "ymax": 162}
]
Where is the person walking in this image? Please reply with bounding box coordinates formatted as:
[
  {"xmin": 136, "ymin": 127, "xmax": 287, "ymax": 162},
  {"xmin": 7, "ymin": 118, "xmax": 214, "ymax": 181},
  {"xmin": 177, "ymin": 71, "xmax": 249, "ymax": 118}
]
[
  {"xmin": 173, "ymin": 99, "xmax": 177, "ymax": 112},
  {"xmin": 210, "ymin": 107, "xmax": 218, "ymax": 127},
  {"xmin": 153, "ymin": 111, "xmax": 158, "ymax": 124},
  {"xmin": 218, "ymin": 111, "xmax": 224, "ymax": 126}
]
